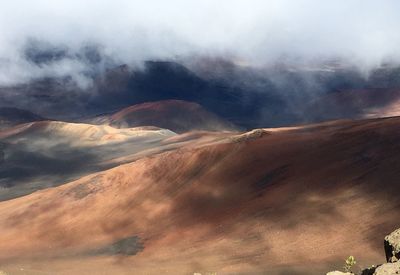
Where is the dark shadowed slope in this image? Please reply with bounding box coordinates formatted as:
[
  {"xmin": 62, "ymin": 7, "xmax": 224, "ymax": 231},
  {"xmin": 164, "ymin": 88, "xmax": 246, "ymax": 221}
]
[
  {"xmin": 0, "ymin": 117, "xmax": 399, "ymax": 274},
  {"xmin": 94, "ymin": 100, "xmax": 237, "ymax": 133},
  {"xmin": 0, "ymin": 120, "xmax": 234, "ymax": 201},
  {"xmin": 3, "ymin": 60, "xmax": 400, "ymax": 128},
  {"xmin": 305, "ymin": 88, "xmax": 400, "ymax": 121},
  {"xmin": 0, "ymin": 107, "xmax": 44, "ymax": 129},
  {"xmin": 89, "ymin": 61, "xmax": 274, "ymax": 127},
  {"xmin": 0, "ymin": 121, "xmax": 178, "ymax": 200}
]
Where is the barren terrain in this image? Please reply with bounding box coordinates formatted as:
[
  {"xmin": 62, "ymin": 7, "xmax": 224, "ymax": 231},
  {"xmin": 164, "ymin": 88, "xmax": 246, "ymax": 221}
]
[{"xmin": 0, "ymin": 117, "xmax": 399, "ymax": 274}]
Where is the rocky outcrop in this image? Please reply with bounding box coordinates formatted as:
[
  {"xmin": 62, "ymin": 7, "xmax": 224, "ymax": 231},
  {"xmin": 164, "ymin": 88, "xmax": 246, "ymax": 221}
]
[
  {"xmin": 230, "ymin": 129, "xmax": 269, "ymax": 143},
  {"xmin": 327, "ymin": 227, "xmax": 400, "ymax": 275},
  {"xmin": 373, "ymin": 261, "xmax": 400, "ymax": 274},
  {"xmin": 384, "ymin": 228, "xmax": 400, "ymax": 263}
]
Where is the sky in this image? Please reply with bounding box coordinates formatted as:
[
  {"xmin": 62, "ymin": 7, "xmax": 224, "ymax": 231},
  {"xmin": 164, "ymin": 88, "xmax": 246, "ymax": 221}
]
[{"xmin": 0, "ymin": 0, "xmax": 400, "ymax": 85}]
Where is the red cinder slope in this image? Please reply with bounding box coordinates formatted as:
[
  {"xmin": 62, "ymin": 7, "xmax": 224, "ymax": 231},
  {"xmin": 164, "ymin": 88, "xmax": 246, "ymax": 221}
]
[
  {"xmin": 0, "ymin": 117, "xmax": 400, "ymax": 274},
  {"xmin": 105, "ymin": 100, "xmax": 236, "ymax": 133}
]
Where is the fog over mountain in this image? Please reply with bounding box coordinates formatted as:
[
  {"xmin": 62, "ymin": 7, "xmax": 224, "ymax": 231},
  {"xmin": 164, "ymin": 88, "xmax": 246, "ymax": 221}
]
[
  {"xmin": 2, "ymin": 2, "xmax": 400, "ymax": 274},
  {"xmin": 0, "ymin": 1, "xmax": 400, "ymax": 129},
  {"xmin": 0, "ymin": 0, "xmax": 400, "ymax": 86}
]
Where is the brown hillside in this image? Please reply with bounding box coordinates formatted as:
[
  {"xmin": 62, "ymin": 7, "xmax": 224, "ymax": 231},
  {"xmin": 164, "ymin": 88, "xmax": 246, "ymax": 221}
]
[{"xmin": 0, "ymin": 117, "xmax": 400, "ymax": 274}]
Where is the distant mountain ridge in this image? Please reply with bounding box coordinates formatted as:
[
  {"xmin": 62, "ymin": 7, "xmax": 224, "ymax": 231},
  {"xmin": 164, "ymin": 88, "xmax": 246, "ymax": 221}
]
[{"xmin": 1, "ymin": 57, "xmax": 400, "ymax": 128}]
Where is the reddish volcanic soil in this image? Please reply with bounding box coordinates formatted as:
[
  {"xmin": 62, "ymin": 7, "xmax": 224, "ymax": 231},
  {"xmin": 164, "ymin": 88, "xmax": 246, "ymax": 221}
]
[
  {"xmin": 0, "ymin": 117, "xmax": 400, "ymax": 274},
  {"xmin": 105, "ymin": 100, "xmax": 236, "ymax": 133}
]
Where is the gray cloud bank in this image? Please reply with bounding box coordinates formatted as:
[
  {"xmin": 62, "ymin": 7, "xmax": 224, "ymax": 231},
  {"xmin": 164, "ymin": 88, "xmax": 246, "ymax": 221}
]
[{"xmin": 0, "ymin": 0, "xmax": 400, "ymax": 86}]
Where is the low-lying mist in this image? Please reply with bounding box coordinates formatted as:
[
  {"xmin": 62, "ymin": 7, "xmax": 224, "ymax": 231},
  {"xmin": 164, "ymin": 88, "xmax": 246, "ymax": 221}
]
[
  {"xmin": 1, "ymin": 0, "xmax": 400, "ymax": 86},
  {"xmin": 1, "ymin": 0, "xmax": 400, "ymax": 128}
]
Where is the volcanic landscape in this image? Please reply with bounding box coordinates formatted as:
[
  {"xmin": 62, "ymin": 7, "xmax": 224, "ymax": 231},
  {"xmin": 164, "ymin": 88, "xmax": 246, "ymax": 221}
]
[
  {"xmin": 1, "ymin": 5, "xmax": 400, "ymax": 271},
  {"xmin": 1, "ymin": 81, "xmax": 400, "ymax": 274}
]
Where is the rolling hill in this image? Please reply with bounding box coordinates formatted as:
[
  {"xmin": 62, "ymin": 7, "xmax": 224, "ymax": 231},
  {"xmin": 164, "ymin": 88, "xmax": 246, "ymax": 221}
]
[
  {"xmin": 0, "ymin": 117, "xmax": 399, "ymax": 274},
  {"xmin": 0, "ymin": 121, "xmax": 177, "ymax": 200},
  {"xmin": 93, "ymin": 100, "xmax": 236, "ymax": 133}
]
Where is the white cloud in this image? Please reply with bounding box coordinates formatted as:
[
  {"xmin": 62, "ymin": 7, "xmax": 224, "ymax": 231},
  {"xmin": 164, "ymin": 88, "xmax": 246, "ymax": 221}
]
[{"xmin": 0, "ymin": 0, "xmax": 400, "ymax": 85}]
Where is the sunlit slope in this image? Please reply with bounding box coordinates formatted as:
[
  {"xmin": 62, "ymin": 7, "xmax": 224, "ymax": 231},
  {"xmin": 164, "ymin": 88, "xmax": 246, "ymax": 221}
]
[
  {"xmin": 0, "ymin": 117, "xmax": 399, "ymax": 274},
  {"xmin": 0, "ymin": 121, "xmax": 176, "ymax": 200}
]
